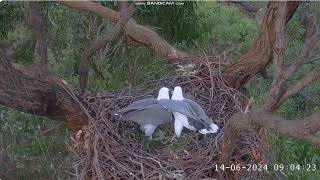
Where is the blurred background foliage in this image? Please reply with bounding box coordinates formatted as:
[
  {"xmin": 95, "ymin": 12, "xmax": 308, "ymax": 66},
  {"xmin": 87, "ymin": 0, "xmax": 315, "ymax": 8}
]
[{"xmin": 0, "ymin": 1, "xmax": 319, "ymax": 179}]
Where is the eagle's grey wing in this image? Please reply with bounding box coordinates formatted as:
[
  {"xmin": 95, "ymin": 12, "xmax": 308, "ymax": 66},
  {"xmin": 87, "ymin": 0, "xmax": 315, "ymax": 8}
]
[
  {"xmin": 122, "ymin": 104, "xmax": 174, "ymax": 126},
  {"xmin": 119, "ymin": 98, "xmax": 158, "ymax": 113},
  {"xmin": 187, "ymin": 117, "xmax": 210, "ymax": 130},
  {"xmin": 183, "ymin": 98, "xmax": 211, "ymax": 124},
  {"xmin": 158, "ymin": 99, "xmax": 199, "ymax": 120}
]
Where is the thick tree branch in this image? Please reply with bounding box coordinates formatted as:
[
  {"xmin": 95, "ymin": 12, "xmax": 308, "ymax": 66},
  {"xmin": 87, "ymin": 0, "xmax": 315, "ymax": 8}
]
[
  {"xmin": 79, "ymin": 3, "xmax": 136, "ymax": 94},
  {"xmin": 251, "ymin": 111, "xmax": 320, "ymax": 145},
  {"xmin": 228, "ymin": 110, "xmax": 320, "ymax": 145},
  {"xmin": 0, "ymin": 49, "xmax": 89, "ymax": 134},
  {"xmin": 221, "ymin": 101, "xmax": 320, "ymax": 163},
  {"xmin": 272, "ymin": 2, "xmax": 287, "ymax": 81},
  {"xmin": 264, "ymin": 2, "xmax": 288, "ymax": 112},
  {"xmin": 59, "ymin": 1, "xmax": 188, "ymax": 59},
  {"xmin": 264, "ymin": 16, "xmax": 320, "ymax": 112},
  {"xmin": 60, "ymin": 1, "xmax": 302, "ymax": 92},
  {"xmin": 29, "ymin": 1, "xmax": 48, "ymax": 76},
  {"xmin": 223, "ymin": 2, "xmax": 299, "ymax": 88},
  {"xmin": 221, "ymin": 3, "xmax": 320, "ymax": 163}
]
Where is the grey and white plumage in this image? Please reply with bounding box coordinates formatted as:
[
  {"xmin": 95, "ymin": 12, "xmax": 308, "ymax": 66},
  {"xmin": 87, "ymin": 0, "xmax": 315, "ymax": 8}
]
[
  {"xmin": 159, "ymin": 86, "xmax": 219, "ymax": 137},
  {"xmin": 115, "ymin": 87, "xmax": 173, "ymax": 137}
]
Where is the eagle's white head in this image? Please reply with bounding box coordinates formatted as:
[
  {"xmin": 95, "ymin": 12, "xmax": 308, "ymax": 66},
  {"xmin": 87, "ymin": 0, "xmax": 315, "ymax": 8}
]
[
  {"xmin": 157, "ymin": 87, "xmax": 170, "ymax": 100},
  {"xmin": 172, "ymin": 86, "xmax": 184, "ymax": 100}
]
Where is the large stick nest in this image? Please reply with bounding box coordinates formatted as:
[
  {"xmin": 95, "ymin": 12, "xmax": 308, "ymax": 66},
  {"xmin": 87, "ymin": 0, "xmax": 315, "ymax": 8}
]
[{"xmin": 70, "ymin": 54, "xmax": 267, "ymax": 179}]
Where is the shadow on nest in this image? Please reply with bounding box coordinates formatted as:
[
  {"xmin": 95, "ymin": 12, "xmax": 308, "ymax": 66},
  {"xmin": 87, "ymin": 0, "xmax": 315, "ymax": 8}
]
[{"xmin": 69, "ymin": 54, "xmax": 267, "ymax": 179}]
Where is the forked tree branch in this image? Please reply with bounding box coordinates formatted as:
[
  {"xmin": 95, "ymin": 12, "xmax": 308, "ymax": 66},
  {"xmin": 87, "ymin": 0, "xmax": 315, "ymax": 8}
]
[
  {"xmin": 264, "ymin": 15, "xmax": 320, "ymax": 112},
  {"xmin": 29, "ymin": 1, "xmax": 48, "ymax": 76},
  {"xmin": 255, "ymin": 6, "xmax": 320, "ymax": 144},
  {"xmin": 79, "ymin": 3, "xmax": 136, "ymax": 94},
  {"xmin": 222, "ymin": 4, "xmax": 320, "ymax": 164},
  {"xmin": 59, "ymin": 1, "xmax": 188, "ymax": 59},
  {"xmin": 263, "ymin": 2, "xmax": 288, "ymax": 112},
  {"xmin": 60, "ymin": 1, "xmax": 301, "ymax": 91},
  {"xmin": 223, "ymin": 1, "xmax": 300, "ymax": 88}
]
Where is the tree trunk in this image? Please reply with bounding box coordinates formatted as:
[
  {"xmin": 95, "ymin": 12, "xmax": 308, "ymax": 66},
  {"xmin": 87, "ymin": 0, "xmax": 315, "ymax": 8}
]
[
  {"xmin": 29, "ymin": 1, "xmax": 48, "ymax": 76},
  {"xmin": 0, "ymin": 2, "xmax": 303, "ymax": 136},
  {"xmin": 221, "ymin": 1, "xmax": 320, "ymax": 164},
  {"xmin": 0, "ymin": 50, "xmax": 89, "ymax": 134},
  {"xmin": 223, "ymin": 2, "xmax": 299, "ymax": 88}
]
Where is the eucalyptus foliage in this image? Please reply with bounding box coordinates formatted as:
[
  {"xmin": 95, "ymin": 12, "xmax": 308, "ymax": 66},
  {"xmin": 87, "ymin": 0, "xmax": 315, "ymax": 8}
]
[{"xmin": 0, "ymin": 1, "xmax": 319, "ymax": 179}]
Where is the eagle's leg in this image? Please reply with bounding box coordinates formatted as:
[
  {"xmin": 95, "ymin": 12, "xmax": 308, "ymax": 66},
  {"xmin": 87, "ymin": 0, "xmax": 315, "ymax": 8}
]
[
  {"xmin": 143, "ymin": 124, "xmax": 157, "ymax": 138},
  {"xmin": 174, "ymin": 120, "xmax": 184, "ymax": 138}
]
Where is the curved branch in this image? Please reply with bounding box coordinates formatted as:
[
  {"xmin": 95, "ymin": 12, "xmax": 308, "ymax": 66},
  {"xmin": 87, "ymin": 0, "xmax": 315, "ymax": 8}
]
[
  {"xmin": 59, "ymin": 1, "xmax": 188, "ymax": 59},
  {"xmin": 264, "ymin": 16, "xmax": 320, "ymax": 112},
  {"xmin": 223, "ymin": 2, "xmax": 299, "ymax": 88},
  {"xmin": 79, "ymin": 3, "xmax": 137, "ymax": 94},
  {"xmin": 251, "ymin": 111, "xmax": 320, "ymax": 145},
  {"xmin": 229, "ymin": 110, "xmax": 320, "ymax": 145}
]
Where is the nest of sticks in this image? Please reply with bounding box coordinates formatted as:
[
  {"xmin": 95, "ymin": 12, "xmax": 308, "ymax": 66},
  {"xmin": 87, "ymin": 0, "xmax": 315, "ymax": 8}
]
[{"xmin": 69, "ymin": 54, "xmax": 267, "ymax": 179}]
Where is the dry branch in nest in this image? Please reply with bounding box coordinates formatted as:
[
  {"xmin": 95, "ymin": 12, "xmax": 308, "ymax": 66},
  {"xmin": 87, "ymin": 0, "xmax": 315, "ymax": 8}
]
[{"xmin": 69, "ymin": 54, "xmax": 266, "ymax": 179}]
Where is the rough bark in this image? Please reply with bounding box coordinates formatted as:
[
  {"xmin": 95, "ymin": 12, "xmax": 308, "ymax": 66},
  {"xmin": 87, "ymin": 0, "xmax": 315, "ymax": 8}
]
[
  {"xmin": 221, "ymin": 2, "xmax": 320, "ymax": 164},
  {"xmin": 221, "ymin": 107, "xmax": 320, "ymax": 164},
  {"xmin": 29, "ymin": 1, "xmax": 48, "ymax": 76},
  {"xmin": 2, "ymin": 1, "xmax": 319, "ymax": 146},
  {"xmin": 264, "ymin": 16, "xmax": 320, "ymax": 112},
  {"xmin": 0, "ymin": 49, "xmax": 89, "ymax": 134},
  {"xmin": 0, "ymin": 2, "xmax": 90, "ymax": 134},
  {"xmin": 223, "ymin": 2, "xmax": 299, "ymax": 88},
  {"xmin": 59, "ymin": 1, "xmax": 300, "ymax": 90},
  {"xmin": 231, "ymin": 110, "xmax": 320, "ymax": 145},
  {"xmin": 59, "ymin": 1, "xmax": 188, "ymax": 59},
  {"xmin": 59, "ymin": 1, "xmax": 301, "ymax": 91},
  {"xmin": 263, "ymin": 2, "xmax": 288, "ymax": 112}
]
